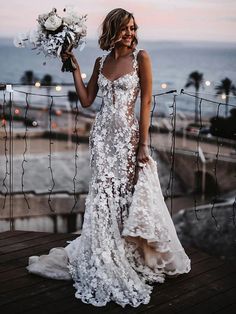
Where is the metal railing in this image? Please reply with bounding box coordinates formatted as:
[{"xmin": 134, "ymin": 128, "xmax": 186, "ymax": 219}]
[{"xmin": 0, "ymin": 84, "xmax": 236, "ymax": 231}]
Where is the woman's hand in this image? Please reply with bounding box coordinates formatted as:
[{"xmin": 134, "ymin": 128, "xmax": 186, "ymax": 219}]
[
  {"xmin": 60, "ymin": 50, "xmax": 79, "ymax": 71},
  {"xmin": 137, "ymin": 144, "xmax": 150, "ymax": 165}
]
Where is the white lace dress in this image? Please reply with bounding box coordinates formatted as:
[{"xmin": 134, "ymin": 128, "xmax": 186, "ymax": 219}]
[{"xmin": 27, "ymin": 48, "xmax": 191, "ymax": 308}]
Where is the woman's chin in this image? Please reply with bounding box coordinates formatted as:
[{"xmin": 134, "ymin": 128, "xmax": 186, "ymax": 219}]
[{"xmin": 122, "ymin": 41, "xmax": 132, "ymax": 47}]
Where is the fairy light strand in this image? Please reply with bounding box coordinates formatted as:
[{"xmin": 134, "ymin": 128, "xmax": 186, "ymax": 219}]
[
  {"xmin": 71, "ymin": 100, "xmax": 80, "ymax": 213},
  {"xmin": 21, "ymin": 93, "xmax": 30, "ymax": 210},
  {"xmin": 210, "ymin": 103, "xmax": 222, "ymax": 231},
  {"xmin": 9, "ymin": 92, "xmax": 14, "ymax": 230},
  {"xmin": 1, "ymin": 92, "xmax": 9, "ymax": 210},
  {"xmin": 0, "ymin": 87, "xmax": 235, "ymax": 230},
  {"xmin": 181, "ymin": 89, "xmax": 236, "ymax": 108},
  {"xmin": 47, "ymin": 96, "xmax": 56, "ymax": 212},
  {"xmin": 149, "ymin": 94, "xmax": 157, "ymax": 157},
  {"xmin": 164, "ymin": 95, "xmax": 177, "ymax": 216},
  {"xmin": 193, "ymin": 98, "xmax": 203, "ymax": 222}
]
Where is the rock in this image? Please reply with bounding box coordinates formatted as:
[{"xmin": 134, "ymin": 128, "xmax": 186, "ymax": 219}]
[{"xmin": 173, "ymin": 200, "xmax": 236, "ymax": 260}]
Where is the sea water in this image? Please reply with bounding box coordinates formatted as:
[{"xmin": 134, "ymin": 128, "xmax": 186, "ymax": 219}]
[{"xmin": 0, "ymin": 38, "xmax": 236, "ymax": 117}]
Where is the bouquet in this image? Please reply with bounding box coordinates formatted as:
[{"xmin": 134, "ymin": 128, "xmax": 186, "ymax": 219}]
[{"xmin": 14, "ymin": 7, "xmax": 87, "ymax": 72}]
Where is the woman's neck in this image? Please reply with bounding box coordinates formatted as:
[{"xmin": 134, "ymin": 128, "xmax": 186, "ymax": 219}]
[{"xmin": 111, "ymin": 45, "xmax": 135, "ymax": 60}]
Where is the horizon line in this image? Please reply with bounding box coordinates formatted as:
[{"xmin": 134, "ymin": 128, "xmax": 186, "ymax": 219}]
[{"xmin": 0, "ymin": 36, "xmax": 236, "ymax": 46}]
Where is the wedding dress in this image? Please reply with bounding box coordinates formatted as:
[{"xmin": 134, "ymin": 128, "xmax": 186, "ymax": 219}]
[{"xmin": 27, "ymin": 48, "xmax": 191, "ymax": 307}]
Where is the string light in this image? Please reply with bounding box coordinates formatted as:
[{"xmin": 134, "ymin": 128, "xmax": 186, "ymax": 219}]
[
  {"xmin": 81, "ymin": 73, "xmax": 87, "ymax": 79},
  {"xmin": 32, "ymin": 121, "xmax": 38, "ymax": 127},
  {"xmin": 55, "ymin": 85, "xmax": 62, "ymax": 92},
  {"xmin": 1, "ymin": 87, "xmax": 235, "ymax": 229},
  {"xmin": 35, "ymin": 81, "xmax": 41, "ymax": 88},
  {"xmin": 161, "ymin": 83, "xmax": 167, "ymax": 89},
  {"xmin": 55, "ymin": 109, "xmax": 62, "ymax": 116}
]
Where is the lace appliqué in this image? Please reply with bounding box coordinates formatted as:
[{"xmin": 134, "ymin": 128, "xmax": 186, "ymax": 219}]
[
  {"xmin": 66, "ymin": 49, "xmax": 191, "ymax": 307},
  {"xmin": 26, "ymin": 48, "xmax": 191, "ymax": 308}
]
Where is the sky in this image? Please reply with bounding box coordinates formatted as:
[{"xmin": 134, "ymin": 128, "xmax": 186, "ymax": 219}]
[{"xmin": 1, "ymin": 0, "xmax": 236, "ymax": 42}]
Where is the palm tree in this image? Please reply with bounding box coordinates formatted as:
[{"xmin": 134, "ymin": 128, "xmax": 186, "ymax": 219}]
[
  {"xmin": 215, "ymin": 78, "xmax": 236, "ymax": 117},
  {"xmin": 20, "ymin": 70, "xmax": 37, "ymax": 95},
  {"xmin": 185, "ymin": 71, "xmax": 204, "ymax": 123}
]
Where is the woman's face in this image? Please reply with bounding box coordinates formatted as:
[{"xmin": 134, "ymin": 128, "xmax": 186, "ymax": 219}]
[{"xmin": 117, "ymin": 18, "xmax": 136, "ymax": 47}]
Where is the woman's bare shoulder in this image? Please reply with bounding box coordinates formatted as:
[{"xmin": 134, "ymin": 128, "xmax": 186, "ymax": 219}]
[
  {"xmin": 137, "ymin": 49, "xmax": 151, "ymax": 62},
  {"xmin": 91, "ymin": 56, "xmax": 102, "ymax": 74}
]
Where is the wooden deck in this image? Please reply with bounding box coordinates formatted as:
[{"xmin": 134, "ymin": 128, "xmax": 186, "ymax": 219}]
[{"xmin": 0, "ymin": 231, "xmax": 235, "ymax": 314}]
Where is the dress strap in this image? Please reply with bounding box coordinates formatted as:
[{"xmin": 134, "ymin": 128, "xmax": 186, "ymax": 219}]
[
  {"xmin": 99, "ymin": 54, "xmax": 108, "ymax": 73},
  {"xmin": 132, "ymin": 48, "xmax": 141, "ymax": 72}
]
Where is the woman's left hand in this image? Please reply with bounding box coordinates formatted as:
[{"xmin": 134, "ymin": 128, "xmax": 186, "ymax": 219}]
[{"xmin": 137, "ymin": 144, "xmax": 150, "ymax": 165}]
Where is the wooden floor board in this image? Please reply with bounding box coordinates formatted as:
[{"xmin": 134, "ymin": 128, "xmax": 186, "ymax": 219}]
[
  {"xmin": 0, "ymin": 230, "xmax": 28, "ymax": 240},
  {"xmin": 0, "ymin": 234, "xmax": 76, "ymax": 263},
  {"xmin": 180, "ymin": 286, "xmax": 236, "ymax": 314},
  {"xmin": 0, "ymin": 231, "xmax": 52, "ymax": 248},
  {"xmin": 213, "ymin": 302, "xmax": 236, "ymax": 314},
  {"xmin": 0, "ymin": 231, "xmax": 235, "ymax": 314}
]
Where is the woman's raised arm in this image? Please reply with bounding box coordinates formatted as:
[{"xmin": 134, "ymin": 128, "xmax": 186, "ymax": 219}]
[{"xmin": 61, "ymin": 52, "xmax": 100, "ymax": 107}]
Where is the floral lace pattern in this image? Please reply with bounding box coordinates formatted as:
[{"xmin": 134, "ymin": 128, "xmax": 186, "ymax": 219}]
[
  {"xmin": 26, "ymin": 48, "xmax": 191, "ymax": 308},
  {"xmin": 66, "ymin": 49, "xmax": 191, "ymax": 307}
]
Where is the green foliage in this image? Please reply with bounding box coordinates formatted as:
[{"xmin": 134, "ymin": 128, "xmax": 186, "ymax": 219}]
[{"xmin": 210, "ymin": 108, "xmax": 236, "ymax": 140}]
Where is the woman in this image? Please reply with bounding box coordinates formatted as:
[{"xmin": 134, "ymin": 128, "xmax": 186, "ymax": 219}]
[{"xmin": 27, "ymin": 8, "xmax": 191, "ymax": 308}]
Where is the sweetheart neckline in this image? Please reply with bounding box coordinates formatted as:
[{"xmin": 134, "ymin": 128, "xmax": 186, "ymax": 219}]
[{"xmin": 100, "ymin": 70, "xmax": 136, "ymax": 83}]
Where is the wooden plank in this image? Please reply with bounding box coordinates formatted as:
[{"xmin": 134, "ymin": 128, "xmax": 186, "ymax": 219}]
[
  {"xmin": 0, "ymin": 279, "xmax": 71, "ymax": 309},
  {"xmin": 0, "ymin": 235, "xmax": 76, "ymax": 275},
  {"xmin": 0, "ymin": 230, "xmax": 29, "ymax": 240},
  {"xmin": 0, "ymin": 233, "xmax": 76, "ymax": 255},
  {"xmin": 0, "ymin": 265, "xmax": 27, "ymax": 282},
  {"xmin": 39, "ymin": 258, "xmax": 230, "ymax": 314},
  {"xmin": 182, "ymin": 246, "xmax": 198, "ymax": 255},
  {"xmin": 1, "ymin": 232, "xmax": 235, "ymax": 314},
  {"xmin": 0, "ymin": 240, "xmax": 204, "ymax": 285},
  {"xmin": 0, "ymin": 234, "xmax": 77, "ymax": 263},
  {"xmin": 108, "ymin": 260, "xmax": 236, "ymax": 314},
  {"xmin": 0, "ymin": 251, "xmax": 200, "ymax": 285},
  {"xmin": 143, "ymin": 272, "xmax": 236, "ymax": 314},
  {"xmin": 0, "ymin": 232, "xmax": 52, "ymax": 248},
  {"xmin": 153, "ymin": 256, "xmax": 225, "ymax": 292},
  {"xmin": 1, "ymin": 282, "xmax": 111, "ymax": 314},
  {"xmin": 180, "ymin": 287, "xmax": 236, "ymax": 314},
  {"xmin": 214, "ymin": 302, "xmax": 236, "ymax": 314}
]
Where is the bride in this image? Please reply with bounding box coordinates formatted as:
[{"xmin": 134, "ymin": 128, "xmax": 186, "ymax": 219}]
[{"xmin": 27, "ymin": 8, "xmax": 191, "ymax": 308}]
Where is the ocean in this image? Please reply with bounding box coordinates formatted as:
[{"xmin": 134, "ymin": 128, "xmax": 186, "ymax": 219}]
[{"xmin": 0, "ymin": 38, "xmax": 236, "ymax": 117}]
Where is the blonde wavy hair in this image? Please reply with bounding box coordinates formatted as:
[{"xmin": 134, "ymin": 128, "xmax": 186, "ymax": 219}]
[{"xmin": 98, "ymin": 8, "xmax": 138, "ymax": 51}]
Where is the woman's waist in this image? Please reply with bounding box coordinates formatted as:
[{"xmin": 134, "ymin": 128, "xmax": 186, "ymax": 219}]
[{"xmin": 96, "ymin": 110, "xmax": 138, "ymax": 127}]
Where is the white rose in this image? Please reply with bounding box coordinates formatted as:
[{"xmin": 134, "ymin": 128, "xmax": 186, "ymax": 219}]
[
  {"xmin": 73, "ymin": 25, "xmax": 83, "ymax": 34},
  {"xmin": 63, "ymin": 16, "xmax": 74, "ymax": 25},
  {"xmin": 44, "ymin": 15, "xmax": 62, "ymax": 31}
]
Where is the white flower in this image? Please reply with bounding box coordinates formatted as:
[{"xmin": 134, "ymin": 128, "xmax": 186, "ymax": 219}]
[
  {"xmin": 44, "ymin": 15, "xmax": 62, "ymax": 31},
  {"xmin": 102, "ymin": 251, "xmax": 111, "ymax": 263},
  {"xmin": 13, "ymin": 33, "xmax": 27, "ymax": 48},
  {"xmin": 73, "ymin": 25, "xmax": 83, "ymax": 34},
  {"xmin": 28, "ymin": 29, "xmax": 39, "ymax": 45},
  {"xmin": 14, "ymin": 7, "xmax": 87, "ymax": 59}
]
